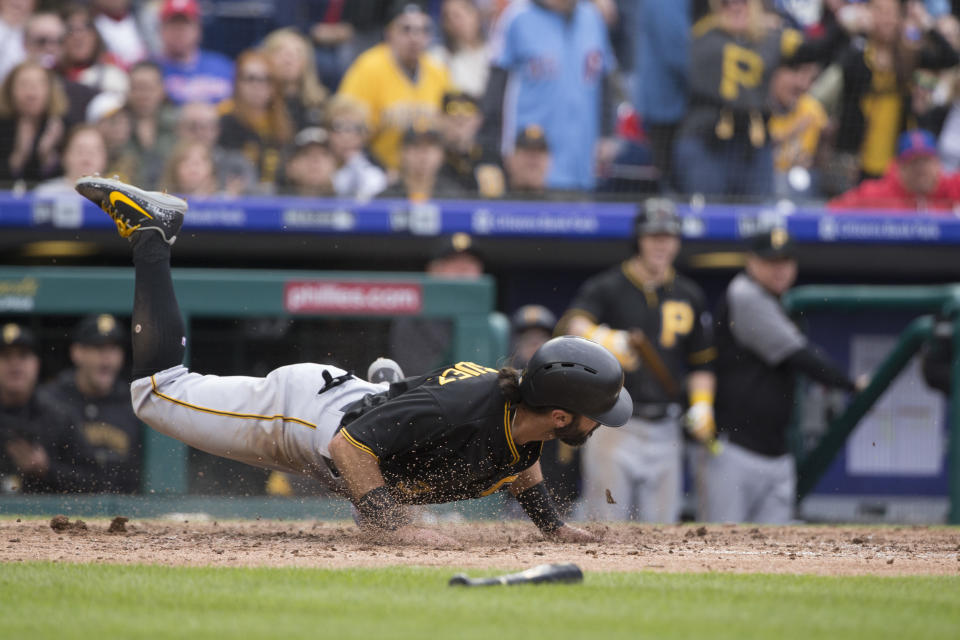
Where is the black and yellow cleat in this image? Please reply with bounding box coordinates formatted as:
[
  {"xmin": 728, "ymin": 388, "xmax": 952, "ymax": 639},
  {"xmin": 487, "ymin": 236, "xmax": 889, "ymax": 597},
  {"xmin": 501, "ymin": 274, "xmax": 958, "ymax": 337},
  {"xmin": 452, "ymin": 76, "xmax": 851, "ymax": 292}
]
[{"xmin": 75, "ymin": 175, "xmax": 187, "ymax": 244}]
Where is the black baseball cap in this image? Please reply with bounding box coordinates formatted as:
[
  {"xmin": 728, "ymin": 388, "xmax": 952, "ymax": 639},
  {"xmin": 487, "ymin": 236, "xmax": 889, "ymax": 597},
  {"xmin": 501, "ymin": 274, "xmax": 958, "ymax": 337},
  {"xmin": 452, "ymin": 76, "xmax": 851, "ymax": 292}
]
[
  {"xmin": 442, "ymin": 92, "xmax": 480, "ymax": 117},
  {"xmin": 73, "ymin": 314, "xmax": 126, "ymax": 346},
  {"xmin": 1, "ymin": 322, "xmax": 37, "ymax": 353},
  {"xmin": 511, "ymin": 305, "xmax": 557, "ymax": 335},
  {"xmin": 635, "ymin": 198, "xmax": 681, "ymax": 236},
  {"xmin": 431, "ymin": 232, "xmax": 483, "ymax": 262},
  {"xmin": 515, "ymin": 125, "xmax": 549, "ymax": 152},
  {"xmin": 402, "ymin": 119, "xmax": 443, "ymax": 146},
  {"xmin": 750, "ymin": 227, "xmax": 796, "ymax": 259}
]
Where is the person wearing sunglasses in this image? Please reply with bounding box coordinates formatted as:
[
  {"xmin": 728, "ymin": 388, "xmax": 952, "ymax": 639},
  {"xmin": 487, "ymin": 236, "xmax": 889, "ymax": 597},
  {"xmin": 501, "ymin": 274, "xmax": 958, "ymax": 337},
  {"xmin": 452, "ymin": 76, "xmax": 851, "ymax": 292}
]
[
  {"xmin": 337, "ymin": 1, "xmax": 452, "ymax": 173},
  {"xmin": 217, "ymin": 49, "xmax": 294, "ymax": 191}
]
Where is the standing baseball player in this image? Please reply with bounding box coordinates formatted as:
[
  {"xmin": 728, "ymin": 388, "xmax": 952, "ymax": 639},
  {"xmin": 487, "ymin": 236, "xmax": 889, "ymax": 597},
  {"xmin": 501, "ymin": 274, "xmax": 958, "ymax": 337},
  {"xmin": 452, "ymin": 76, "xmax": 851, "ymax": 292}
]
[
  {"xmin": 559, "ymin": 198, "xmax": 716, "ymax": 523},
  {"xmin": 74, "ymin": 176, "xmax": 632, "ymax": 544},
  {"xmin": 698, "ymin": 229, "xmax": 858, "ymax": 524}
]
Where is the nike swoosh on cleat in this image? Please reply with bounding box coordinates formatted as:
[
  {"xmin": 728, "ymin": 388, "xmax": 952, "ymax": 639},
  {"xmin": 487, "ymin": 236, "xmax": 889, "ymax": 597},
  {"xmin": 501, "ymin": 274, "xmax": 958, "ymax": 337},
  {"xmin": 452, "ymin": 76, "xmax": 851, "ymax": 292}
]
[{"xmin": 109, "ymin": 191, "xmax": 153, "ymax": 219}]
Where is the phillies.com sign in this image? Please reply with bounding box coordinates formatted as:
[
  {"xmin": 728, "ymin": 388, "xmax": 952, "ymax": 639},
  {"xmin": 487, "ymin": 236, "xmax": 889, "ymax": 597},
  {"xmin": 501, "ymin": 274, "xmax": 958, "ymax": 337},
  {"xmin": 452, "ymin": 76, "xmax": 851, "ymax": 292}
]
[{"xmin": 284, "ymin": 281, "xmax": 423, "ymax": 314}]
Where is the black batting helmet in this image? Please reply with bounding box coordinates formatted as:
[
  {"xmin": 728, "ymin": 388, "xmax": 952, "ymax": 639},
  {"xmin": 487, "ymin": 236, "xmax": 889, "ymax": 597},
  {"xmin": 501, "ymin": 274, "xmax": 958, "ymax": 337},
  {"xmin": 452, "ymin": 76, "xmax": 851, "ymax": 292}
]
[
  {"xmin": 520, "ymin": 336, "xmax": 633, "ymax": 427},
  {"xmin": 634, "ymin": 197, "xmax": 681, "ymax": 237}
]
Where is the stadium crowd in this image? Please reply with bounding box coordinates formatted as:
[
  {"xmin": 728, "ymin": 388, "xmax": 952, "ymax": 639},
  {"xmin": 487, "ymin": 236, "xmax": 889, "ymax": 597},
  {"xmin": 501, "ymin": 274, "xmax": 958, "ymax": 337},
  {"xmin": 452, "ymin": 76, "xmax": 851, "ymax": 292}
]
[{"xmin": 0, "ymin": 0, "xmax": 958, "ymax": 206}]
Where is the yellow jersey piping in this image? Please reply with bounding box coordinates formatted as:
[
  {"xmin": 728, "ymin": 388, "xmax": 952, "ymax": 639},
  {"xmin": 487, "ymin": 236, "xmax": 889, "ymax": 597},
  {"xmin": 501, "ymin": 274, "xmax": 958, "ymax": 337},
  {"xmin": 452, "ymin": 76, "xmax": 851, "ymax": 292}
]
[
  {"xmin": 150, "ymin": 375, "xmax": 317, "ymax": 430},
  {"xmin": 481, "ymin": 474, "xmax": 518, "ymax": 497},
  {"xmin": 504, "ymin": 403, "xmax": 519, "ymax": 465},
  {"xmin": 339, "ymin": 428, "xmax": 380, "ymax": 462}
]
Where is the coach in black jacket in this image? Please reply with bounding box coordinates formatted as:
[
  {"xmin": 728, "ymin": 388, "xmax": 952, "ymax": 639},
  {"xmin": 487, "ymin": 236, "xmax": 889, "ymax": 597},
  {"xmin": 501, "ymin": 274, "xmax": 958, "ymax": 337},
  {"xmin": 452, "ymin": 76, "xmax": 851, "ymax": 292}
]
[{"xmin": 698, "ymin": 229, "xmax": 859, "ymax": 524}]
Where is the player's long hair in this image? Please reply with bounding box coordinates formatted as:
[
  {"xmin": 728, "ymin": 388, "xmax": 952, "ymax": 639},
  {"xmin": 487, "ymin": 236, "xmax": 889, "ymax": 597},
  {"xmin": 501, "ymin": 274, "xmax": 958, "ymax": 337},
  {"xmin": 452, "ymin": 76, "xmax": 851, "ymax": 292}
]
[
  {"xmin": 497, "ymin": 367, "xmax": 554, "ymax": 416},
  {"xmin": 228, "ymin": 49, "xmax": 294, "ymax": 144},
  {"xmin": 497, "ymin": 367, "xmax": 524, "ymax": 404}
]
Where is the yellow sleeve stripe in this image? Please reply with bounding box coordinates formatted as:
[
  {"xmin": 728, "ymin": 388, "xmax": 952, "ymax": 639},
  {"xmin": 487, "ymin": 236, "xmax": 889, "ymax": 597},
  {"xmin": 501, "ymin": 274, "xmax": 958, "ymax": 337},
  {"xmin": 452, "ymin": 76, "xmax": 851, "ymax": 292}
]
[
  {"xmin": 688, "ymin": 347, "xmax": 718, "ymax": 365},
  {"xmin": 503, "ymin": 403, "xmax": 520, "ymax": 465},
  {"xmin": 481, "ymin": 474, "xmax": 518, "ymax": 497},
  {"xmin": 150, "ymin": 376, "xmax": 318, "ymax": 430},
  {"xmin": 339, "ymin": 429, "xmax": 380, "ymax": 462}
]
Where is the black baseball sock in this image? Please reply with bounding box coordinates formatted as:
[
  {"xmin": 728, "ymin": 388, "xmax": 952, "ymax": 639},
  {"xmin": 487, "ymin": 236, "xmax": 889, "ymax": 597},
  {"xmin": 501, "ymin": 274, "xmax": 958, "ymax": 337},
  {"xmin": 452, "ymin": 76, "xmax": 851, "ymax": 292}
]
[{"xmin": 130, "ymin": 231, "xmax": 186, "ymax": 378}]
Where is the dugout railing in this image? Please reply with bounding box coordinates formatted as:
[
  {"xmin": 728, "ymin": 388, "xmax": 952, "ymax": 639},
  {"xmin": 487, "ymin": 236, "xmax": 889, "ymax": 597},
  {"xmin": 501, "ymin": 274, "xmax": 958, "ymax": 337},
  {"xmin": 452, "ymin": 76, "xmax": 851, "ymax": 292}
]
[
  {"xmin": 785, "ymin": 285, "xmax": 960, "ymax": 524},
  {"xmin": 0, "ymin": 267, "xmax": 509, "ymax": 519}
]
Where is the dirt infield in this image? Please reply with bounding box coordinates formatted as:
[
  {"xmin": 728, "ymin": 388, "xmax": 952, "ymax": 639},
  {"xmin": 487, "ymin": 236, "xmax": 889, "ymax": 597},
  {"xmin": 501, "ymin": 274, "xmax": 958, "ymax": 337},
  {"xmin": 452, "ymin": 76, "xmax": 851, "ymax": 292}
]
[{"xmin": 2, "ymin": 518, "xmax": 958, "ymax": 576}]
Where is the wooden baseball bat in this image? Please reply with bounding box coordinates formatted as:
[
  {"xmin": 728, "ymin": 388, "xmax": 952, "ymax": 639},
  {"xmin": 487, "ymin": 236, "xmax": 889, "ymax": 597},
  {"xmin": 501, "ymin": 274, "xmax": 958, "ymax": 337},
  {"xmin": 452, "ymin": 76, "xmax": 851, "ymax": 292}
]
[{"xmin": 448, "ymin": 563, "xmax": 583, "ymax": 587}]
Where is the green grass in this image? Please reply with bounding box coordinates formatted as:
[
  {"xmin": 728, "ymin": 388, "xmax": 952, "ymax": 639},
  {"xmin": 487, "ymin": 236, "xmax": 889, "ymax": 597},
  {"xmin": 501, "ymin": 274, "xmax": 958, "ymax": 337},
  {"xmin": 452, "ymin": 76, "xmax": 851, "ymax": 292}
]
[{"xmin": 1, "ymin": 563, "xmax": 958, "ymax": 640}]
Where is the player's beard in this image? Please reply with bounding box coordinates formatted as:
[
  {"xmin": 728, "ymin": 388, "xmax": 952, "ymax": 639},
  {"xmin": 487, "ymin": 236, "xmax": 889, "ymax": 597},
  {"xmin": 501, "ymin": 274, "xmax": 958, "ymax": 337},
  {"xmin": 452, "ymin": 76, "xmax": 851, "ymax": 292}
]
[{"xmin": 554, "ymin": 416, "xmax": 597, "ymax": 447}]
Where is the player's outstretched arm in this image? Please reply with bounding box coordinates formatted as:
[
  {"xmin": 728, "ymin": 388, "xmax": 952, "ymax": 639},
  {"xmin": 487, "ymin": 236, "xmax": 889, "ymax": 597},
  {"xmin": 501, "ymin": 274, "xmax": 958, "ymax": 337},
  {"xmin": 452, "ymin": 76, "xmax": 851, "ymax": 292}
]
[
  {"xmin": 510, "ymin": 463, "xmax": 601, "ymax": 543},
  {"xmin": 328, "ymin": 432, "xmax": 457, "ymax": 546}
]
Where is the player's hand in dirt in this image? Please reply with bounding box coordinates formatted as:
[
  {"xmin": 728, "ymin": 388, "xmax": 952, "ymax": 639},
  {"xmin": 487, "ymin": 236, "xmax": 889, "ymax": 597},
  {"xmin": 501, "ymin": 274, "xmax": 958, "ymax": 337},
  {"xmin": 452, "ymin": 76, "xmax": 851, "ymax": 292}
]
[{"xmin": 545, "ymin": 524, "xmax": 601, "ymax": 544}]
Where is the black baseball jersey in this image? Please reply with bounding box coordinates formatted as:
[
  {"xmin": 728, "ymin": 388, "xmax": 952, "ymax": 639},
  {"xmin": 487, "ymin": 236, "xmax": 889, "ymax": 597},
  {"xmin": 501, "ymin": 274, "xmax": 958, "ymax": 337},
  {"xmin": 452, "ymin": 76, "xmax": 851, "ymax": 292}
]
[
  {"xmin": 40, "ymin": 370, "xmax": 143, "ymax": 493},
  {"xmin": 566, "ymin": 262, "xmax": 715, "ymax": 409},
  {"xmin": 0, "ymin": 393, "xmax": 98, "ymax": 493},
  {"xmin": 338, "ymin": 362, "xmax": 542, "ymax": 504},
  {"xmin": 713, "ymin": 272, "xmax": 807, "ymax": 457}
]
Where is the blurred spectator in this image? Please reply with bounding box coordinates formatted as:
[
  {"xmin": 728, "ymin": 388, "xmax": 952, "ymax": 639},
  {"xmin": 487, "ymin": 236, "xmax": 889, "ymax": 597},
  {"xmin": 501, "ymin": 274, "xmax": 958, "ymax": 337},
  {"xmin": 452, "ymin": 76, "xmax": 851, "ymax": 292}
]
[
  {"xmin": 33, "ymin": 124, "xmax": 107, "ymax": 197},
  {"xmin": 86, "ymin": 91, "xmax": 135, "ymax": 181},
  {"xmin": 431, "ymin": 0, "xmax": 490, "ymax": 98},
  {"xmin": 674, "ymin": 0, "xmax": 847, "ymax": 199},
  {"xmin": 160, "ymin": 140, "xmax": 219, "ymax": 196},
  {"xmin": 39, "ymin": 315, "xmax": 142, "ymax": 494},
  {"xmin": 380, "ymin": 121, "xmax": 467, "ymax": 200},
  {"xmin": 939, "ymin": 72, "xmax": 960, "ymax": 170},
  {"xmin": 0, "ymin": 323, "xmax": 97, "ymax": 494},
  {"xmin": 768, "ymin": 62, "xmax": 828, "ymax": 199},
  {"xmin": 438, "ymin": 91, "xmax": 483, "ymax": 193},
  {"xmin": 828, "ymin": 128, "xmax": 960, "ymax": 211},
  {"xmin": 338, "ymin": 2, "xmax": 451, "ymax": 172},
  {"xmin": 176, "ymin": 100, "xmax": 256, "ymax": 195},
  {"xmin": 0, "ymin": 61, "xmax": 68, "ymax": 186},
  {"xmin": 909, "ymin": 68, "xmax": 950, "ymax": 135},
  {"xmin": 218, "ymin": 49, "xmax": 294, "ymax": 191},
  {"xmin": 635, "ymin": 0, "xmax": 692, "ymax": 192},
  {"xmin": 60, "ymin": 3, "xmax": 130, "ymax": 96},
  {"xmin": 156, "ymin": 0, "xmax": 233, "ymax": 105},
  {"xmin": 125, "ymin": 61, "xmax": 178, "ymax": 189},
  {"xmin": 281, "ymin": 127, "xmax": 337, "ymax": 197},
  {"xmin": 504, "ymin": 125, "xmax": 551, "ymax": 195},
  {"xmin": 389, "ymin": 233, "xmax": 484, "ymax": 374},
  {"xmin": 325, "ymin": 94, "xmax": 387, "ymax": 201},
  {"xmin": 0, "ymin": 0, "xmax": 35, "ymax": 84},
  {"xmin": 92, "ymin": 0, "xmax": 149, "ymax": 69},
  {"xmin": 273, "ymin": 0, "xmax": 386, "ymax": 91},
  {"xmin": 595, "ymin": 103, "xmax": 659, "ymax": 194},
  {"xmin": 482, "ymin": 0, "xmax": 617, "ymax": 191},
  {"xmin": 23, "ymin": 11, "xmax": 98, "ymax": 127},
  {"xmin": 262, "ymin": 28, "xmax": 328, "ymax": 129},
  {"xmin": 834, "ymin": 0, "xmax": 958, "ymax": 182}
]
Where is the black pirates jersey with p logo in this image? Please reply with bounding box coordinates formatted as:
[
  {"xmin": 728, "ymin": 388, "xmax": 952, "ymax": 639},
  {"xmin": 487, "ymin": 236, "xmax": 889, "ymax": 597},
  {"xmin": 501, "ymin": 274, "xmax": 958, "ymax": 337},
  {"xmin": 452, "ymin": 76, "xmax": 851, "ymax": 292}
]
[{"xmin": 565, "ymin": 263, "xmax": 715, "ymax": 407}]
